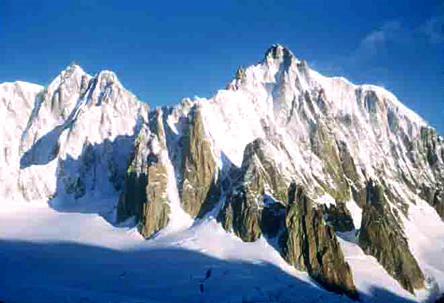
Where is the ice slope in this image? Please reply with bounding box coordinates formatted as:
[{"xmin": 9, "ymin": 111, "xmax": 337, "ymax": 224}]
[
  {"xmin": 402, "ymin": 198, "xmax": 444, "ymax": 300},
  {"xmin": 0, "ymin": 81, "xmax": 43, "ymax": 201}
]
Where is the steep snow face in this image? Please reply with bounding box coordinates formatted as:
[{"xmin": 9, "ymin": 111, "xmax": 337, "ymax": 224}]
[
  {"xmin": 0, "ymin": 81, "xmax": 43, "ymax": 201},
  {"xmin": 3, "ymin": 65, "xmax": 149, "ymax": 206},
  {"xmin": 195, "ymin": 44, "xmax": 435, "ymax": 201}
]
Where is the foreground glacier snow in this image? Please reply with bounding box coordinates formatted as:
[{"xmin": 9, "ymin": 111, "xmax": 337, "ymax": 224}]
[
  {"xmin": 0, "ymin": 200, "xmax": 439, "ymax": 303},
  {"xmin": 1, "ymin": 44, "xmax": 444, "ymax": 302}
]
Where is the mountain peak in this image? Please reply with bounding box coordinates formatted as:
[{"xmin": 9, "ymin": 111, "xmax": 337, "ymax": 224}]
[
  {"xmin": 264, "ymin": 43, "xmax": 297, "ymax": 63},
  {"xmin": 94, "ymin": 70, "xmax": 120, "ymax": 86},
  {"xmin": 47, "ymin": 63, "xmax": 89, "ymax": 93},
  {"xmin": 63, "ymin": 63, "xmax": 87, "ymax": 79}
]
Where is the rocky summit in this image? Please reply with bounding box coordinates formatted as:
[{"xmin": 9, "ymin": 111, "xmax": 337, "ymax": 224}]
[{"xmin": 1, "ymin": 44, "xmax": 444, "ymax": 302}]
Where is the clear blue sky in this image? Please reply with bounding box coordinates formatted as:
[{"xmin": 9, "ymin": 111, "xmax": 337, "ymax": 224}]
[{"xmin": 1, "ymin": 0, "xmax": 443, "ymax": 132}]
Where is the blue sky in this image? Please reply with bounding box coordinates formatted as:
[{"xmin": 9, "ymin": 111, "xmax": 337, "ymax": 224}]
[{"xmin": 1, "ymin": 0, "xmax": 443, "ymax": 132}]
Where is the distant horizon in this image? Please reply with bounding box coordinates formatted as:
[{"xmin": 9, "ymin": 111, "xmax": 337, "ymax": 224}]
[{"xmin": 1, "ymin": 1, "xmax": 443, "ymax": 133}]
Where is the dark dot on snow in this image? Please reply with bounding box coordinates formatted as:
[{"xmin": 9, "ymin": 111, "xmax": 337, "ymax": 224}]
[{"xmin": 205, "ymin": 268, "xmax": 212, "ymax": 280}]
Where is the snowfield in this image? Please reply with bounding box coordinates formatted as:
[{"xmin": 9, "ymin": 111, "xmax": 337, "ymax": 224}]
[{"xmin": 1, "ymin": 200, "xmax": 443, "ymax": 303}]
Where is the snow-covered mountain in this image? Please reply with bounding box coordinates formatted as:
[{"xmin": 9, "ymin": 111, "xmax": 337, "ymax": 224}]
[{"xmin": 1, "ymin": 44, "xmax": 444, "ymax": 303}]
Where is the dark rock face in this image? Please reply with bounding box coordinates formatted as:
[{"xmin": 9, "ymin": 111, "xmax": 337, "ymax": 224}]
[
  {"xmin": 420, "ymin": 127, "xmax": 440, "ymax": 167},
  {"xmin": 415, "ymin": 127, "xmax": 444, "ymax": 220},
  {"xmin": 432, "ymin": 189, "xmax": 444, "ymax": 219},
  {"xmin": 219, "ymin": 190, "xmax": 263, "ymax": 242},
  {"xmin": 242, "ymin": 139, "xmax": 288, "ymax": 204},
  {"xmin": 179, "ymin": 107, "xmax": 220, "ymax": 218},
  {"xmin": 359, "ymin": 180, "xmax": 425, "ymax": 293},
  {"xmin": 116, "ymin": 132, "xmax": 149, "ymax": 223},
  {"xmin": 336, "ymin": 140, "xmax": 365, "ymax": 207},
  {"xmin": 218, "ymin": 138, "xmax": 287, "ymax": 242},
  {"xmin": 436, "ymin": 293, "xmax": 444, "ymax": 303},
  {"xmin": 138, "ymin": 160, "xmax": 170, "ymax": 238},
  {"xmin": 309, "ymin": 124, "xmax": 354, "ymax": 202},
  {"xmin": 218, "ymin": 140, "xmax": 357, "ymax": 298},
  {"xmin": 116, "ymin": 171, "xmax": 147, "ymax": 223},
  {"xmin": 261, "ymin": 202, "xmax": 286, "ymax": 238},
  {"xmin": 117, "ymin": 110, "xmax": 171, "ymax": 238},
  {"xmin": 138, "ymin": 111, "xmax": 171, "ymax": 238},
  {"xmin": 64, "ymin": 176, "xmax": 86, "ymax": 199},
  {"xmin": 420, "ymin": 184, "xmax": 444, "ymax": 219},
  {"xmin": 324, "ymin": 201, "xmax": 355, "ymax": 233},
  {"xmin": 279, "ymin": 184, "xmax": 358, "ymax": 299}
]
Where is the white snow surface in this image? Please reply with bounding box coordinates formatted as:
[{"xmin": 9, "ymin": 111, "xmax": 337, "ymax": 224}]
[{"xmin": 0, "ymin": 200, "xmax": 433, "ymax": 303}]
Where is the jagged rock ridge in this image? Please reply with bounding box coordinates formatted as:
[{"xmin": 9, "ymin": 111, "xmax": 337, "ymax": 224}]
[
  {"xmin": 359, "ymin": 180, "xmax": 425, "ymax": 293},
  {"xmin": 280, "ymin": 183, "xmax": 357, "ymax": 299},
  {"xmin": 178, "ymin": 107, "xmax": 220, "ymax": 218}
]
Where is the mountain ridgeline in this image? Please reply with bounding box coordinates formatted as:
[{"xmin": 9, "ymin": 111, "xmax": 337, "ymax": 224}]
[{"xmin": 1, "ymin": 44, "xmax": 443, "ymax": 300}]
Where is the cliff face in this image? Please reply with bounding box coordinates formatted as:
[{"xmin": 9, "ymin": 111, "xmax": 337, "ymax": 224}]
[
  {"xmin": 2, "ymin": 44, "xmax": 444, "ymax": 299},
  {"xmin": 324, "ymin": 201, "xmax": 355, "ymax": 233},
  {"xmin": 178, "ymin": 107, "xmax": 220, "ymax": 218},
  {"xmin": 117, "ymin": 110, "xmax": 171, "ymax": 238},
  {"xmin": 218, "ymin": 141, "xmax": 357, "ymax": 298},
  {"xmin": 416, "ymin": 127, "xmax": 444, "ymax": 219},
  {"xmin": 218, "ymin": 138, "xmax": 288, "ymax": 242},
  {"xmin": 359, "ymin": 180, "xmax": 425, "ymax": 293},
  {"xmin": 116, "ymin": 128, "xmax": 149, "ymax": 223},
  {"xmin": 280, "ymin": 184, "xmax": 357, "ymax": 299}
]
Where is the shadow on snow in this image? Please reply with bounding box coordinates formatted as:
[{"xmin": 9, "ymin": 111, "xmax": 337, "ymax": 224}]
[
  {"xmin": 0, "ymin": 239, "xmax": 419, "ymax": 303},
  {"xmin": 19, "ymin": 121, "xmax": 142, "ymax": 225}
]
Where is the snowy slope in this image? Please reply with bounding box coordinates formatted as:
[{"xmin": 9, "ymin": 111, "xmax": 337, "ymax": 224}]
[
  {"xmin": 1, "ymin": 45, "xmax": 444, "ymax": 303},
  {"xmin": 0, "ymin": 201, "xmax": 425, "ymax": 303},
  {"xmin": 196, "ymin": 45, "xmax": 428, "ymax": 194},
  {"xmin": 0, "ymin": 81, "xmax": 43, "ymax": 201},
  {"xmin": 11, "ymin": 65, "xmax": 149, "ymax": 209}
]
